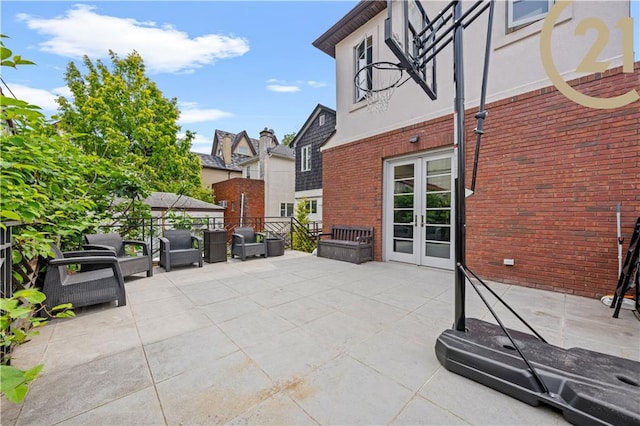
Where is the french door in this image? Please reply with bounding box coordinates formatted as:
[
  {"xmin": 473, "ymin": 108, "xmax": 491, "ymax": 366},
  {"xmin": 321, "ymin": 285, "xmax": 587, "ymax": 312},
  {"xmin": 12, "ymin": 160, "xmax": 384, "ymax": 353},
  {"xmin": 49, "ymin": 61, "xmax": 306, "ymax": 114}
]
[{"xmin": 385, "ymin": 152, "xmax": 454, "ymax": 269}]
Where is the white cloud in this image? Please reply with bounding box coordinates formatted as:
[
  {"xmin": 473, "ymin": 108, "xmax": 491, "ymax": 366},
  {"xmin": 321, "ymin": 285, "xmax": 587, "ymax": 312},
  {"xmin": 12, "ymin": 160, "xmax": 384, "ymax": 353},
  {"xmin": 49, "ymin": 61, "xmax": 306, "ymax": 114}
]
[
  {"xmin": 266, "ymin": 84, "xmax": 300, "ymax": 93},
  {"xmin": 4, "ymin": 84, "xmax": 69, "ymax": 112},
  {"xmin": 307, "ymin": 80, "xmax": 327, "ymax": 88},
  {"xmin": 178, "ymin": 104, "xmax": 233, "ymax": 124},
  {"xmin": 184, "ymin": 132, "xmax": 213, "ymax": 154},
  {"xmin": 16, "ymin": 4, "xmax": 250, "ymax": 74}
]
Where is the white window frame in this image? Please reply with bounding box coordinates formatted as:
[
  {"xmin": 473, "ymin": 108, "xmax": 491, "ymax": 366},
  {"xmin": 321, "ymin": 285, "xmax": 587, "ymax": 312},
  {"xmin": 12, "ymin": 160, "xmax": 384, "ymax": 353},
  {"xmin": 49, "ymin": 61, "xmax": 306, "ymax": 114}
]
[
  {"xmin": 301, "ymin": 145, "xmax": 311, "ymax": 172},
  {"xmin": 508, "ymin": 0, "xmax": 553, "ymax": 29},
  {"xmin": 280, "ymin": 202, "xmax": 294, "ymax": 217},
  {"xmin": 306, "ymin": 200, "xmax": 318, "ymax": 214},
  {"xmin": 354, "ymin": 35, "xmax": 373, "ymax": 103},
  {"xmin": 319, "ymin": 114, "xmax": 325, "ymax": 126}
]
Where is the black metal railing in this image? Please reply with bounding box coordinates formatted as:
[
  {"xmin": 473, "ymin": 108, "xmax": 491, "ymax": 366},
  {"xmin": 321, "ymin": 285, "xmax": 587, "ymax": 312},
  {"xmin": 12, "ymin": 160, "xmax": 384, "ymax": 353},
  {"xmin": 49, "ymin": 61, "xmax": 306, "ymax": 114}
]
[
  {"xmin": 92, "ymin": 216, "xmax": 321, "ymax": 258},
  {"xmin": 0, "ymin": 221, "xmax": 18, "ymax": 298}
]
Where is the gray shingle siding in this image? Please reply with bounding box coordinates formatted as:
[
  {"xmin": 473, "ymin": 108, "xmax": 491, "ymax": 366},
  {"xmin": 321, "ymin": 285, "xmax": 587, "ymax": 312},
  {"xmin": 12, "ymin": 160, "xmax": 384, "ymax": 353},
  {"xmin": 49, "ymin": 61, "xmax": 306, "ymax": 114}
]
[{"xmin": 295, "ymin": 110, "xmax": 335, "ymax": 192}]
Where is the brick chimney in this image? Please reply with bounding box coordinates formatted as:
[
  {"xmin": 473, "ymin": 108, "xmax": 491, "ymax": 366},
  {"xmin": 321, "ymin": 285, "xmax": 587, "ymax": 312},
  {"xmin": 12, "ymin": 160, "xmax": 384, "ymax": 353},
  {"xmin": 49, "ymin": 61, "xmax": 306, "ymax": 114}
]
[
  {"xmin": 258, "ymin": 128, "xmax": 274, "ymax": 179},
  {"xmin": 222, "ymin": 134, "xmax": 232, "ymax": 166}
]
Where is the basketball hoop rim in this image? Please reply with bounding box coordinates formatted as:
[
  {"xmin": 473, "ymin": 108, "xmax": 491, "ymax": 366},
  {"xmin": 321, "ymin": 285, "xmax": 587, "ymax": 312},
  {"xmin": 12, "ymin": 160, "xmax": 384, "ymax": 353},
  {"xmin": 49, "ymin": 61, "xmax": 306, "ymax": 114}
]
[{"xmin": 354, "ymin": 61, "xmax": 406, "ymax": 93}]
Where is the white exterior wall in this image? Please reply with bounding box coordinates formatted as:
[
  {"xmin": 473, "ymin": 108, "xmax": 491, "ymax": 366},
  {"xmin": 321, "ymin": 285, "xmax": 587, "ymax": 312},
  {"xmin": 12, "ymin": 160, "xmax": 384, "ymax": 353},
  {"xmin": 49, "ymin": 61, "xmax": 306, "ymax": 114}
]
[
  {"xmin": 265, "ymin": 155, "xmax": 295, "ymax": 217},
  {"xmin": 329, "ymin": 0, "xmax": 629, "ymax": 149},
  {"xmin": 295, "ymin": 188, "xmax": 323, "ymax": 223}
]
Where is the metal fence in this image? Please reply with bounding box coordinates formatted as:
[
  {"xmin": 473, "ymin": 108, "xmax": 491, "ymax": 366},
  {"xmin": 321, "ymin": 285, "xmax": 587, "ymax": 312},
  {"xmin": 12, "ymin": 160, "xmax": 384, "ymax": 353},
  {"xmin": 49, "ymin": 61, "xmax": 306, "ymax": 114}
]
[{"xmin": 94, "ymin": 216, "xmax": 321, "ymax": 259}]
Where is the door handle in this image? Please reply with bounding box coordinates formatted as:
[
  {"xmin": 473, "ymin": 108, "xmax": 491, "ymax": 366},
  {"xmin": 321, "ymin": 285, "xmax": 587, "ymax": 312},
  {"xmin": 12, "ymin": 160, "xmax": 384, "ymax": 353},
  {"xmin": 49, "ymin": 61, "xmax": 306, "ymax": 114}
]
[
  {"xmin": 421, "ymin": 215, "xmax": 425, "ymax": 227},
  {"xmin": 414, "ymin": 215, "xmax": 418, "ymax": 227}
]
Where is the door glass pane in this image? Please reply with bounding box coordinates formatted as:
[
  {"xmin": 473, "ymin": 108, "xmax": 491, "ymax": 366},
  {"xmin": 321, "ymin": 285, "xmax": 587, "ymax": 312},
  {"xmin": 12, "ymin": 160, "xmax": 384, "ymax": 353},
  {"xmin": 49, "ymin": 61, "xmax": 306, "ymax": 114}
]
[
  {"xmin": 393, "ymin": 163, "xmax": 415, "ymax": 255},
  {"xmin": 426, "ymin": 192, "xmax": 450, "ymax": 208},
  {"xmin": 394, "ymin": 210, "xmax": 413, "ymax": 223},
  {"xmin": 426, "ymin": 210, "xmax": 450, "ymax": 225},
  {"xmin": 426, "ymin": 242, "xmax": 450, "ymax": 258},
  {"xmin": 424, "ymin": 157, "xmax": 451, "ymax": 261},
  {"xmin": 426, "ymin": 175, "xmax": 451, "ymax": 191}
]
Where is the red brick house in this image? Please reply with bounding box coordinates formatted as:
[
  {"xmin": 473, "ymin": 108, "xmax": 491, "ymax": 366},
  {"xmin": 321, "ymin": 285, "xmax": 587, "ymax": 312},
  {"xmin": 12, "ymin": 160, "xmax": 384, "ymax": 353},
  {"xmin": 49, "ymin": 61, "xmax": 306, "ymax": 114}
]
[{"xmin": 314, "ymin": 0, "xmax": 639, "ymax": 298}]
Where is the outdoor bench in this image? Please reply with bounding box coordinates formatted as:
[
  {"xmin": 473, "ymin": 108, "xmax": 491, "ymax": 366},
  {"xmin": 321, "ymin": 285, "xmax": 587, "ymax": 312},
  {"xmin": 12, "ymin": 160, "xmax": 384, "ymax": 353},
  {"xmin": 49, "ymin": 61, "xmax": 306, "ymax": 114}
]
[{"xmin": 317, "ymin": 225, "xmax": 373, "ymax": 264}]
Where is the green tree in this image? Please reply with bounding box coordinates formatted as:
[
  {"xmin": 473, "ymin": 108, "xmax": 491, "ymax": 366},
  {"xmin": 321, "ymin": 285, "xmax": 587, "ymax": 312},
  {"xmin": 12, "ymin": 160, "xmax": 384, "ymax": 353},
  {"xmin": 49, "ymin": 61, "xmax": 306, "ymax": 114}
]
[
  {"xmin": 56, "ymin": 51, "xmax": 210, "ymax": 202},
  {"xmin": 292, "ymin": 199, "xmax": 316, "ymax": 253},
  {"xmin": 281, "ymin": 132, "xmax": 296, "ymax": 146}
]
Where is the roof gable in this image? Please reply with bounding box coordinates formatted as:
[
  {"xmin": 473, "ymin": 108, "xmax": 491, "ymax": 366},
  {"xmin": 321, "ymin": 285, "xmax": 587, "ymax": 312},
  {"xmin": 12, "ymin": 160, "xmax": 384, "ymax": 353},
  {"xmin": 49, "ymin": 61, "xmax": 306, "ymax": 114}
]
[{"xmin": 290, "ymin": 104, "xmax": 336, "ymax": 149}]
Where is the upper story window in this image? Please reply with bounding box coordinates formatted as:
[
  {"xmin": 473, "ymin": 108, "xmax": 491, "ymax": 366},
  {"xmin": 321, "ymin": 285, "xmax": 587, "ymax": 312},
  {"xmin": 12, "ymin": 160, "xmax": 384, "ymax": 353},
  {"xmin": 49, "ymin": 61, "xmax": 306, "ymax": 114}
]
[
  {"xmin": 354, "ymin": 35, "xmax": 373, "ymax": 103},
  {"xmin": 301, "ymin": 145, "xmax": 311, "ymax": 172},
  {"xmin": 237, "ymin": 146, "xmax": 250, "ymax": 155},
  {"xmin": 306, "ymin": 200, "xmax": 318, "ymax": 214},
  {"xmin": 319, "ymin": 114, "xmax": 325, "ymax": 126},
  {"xmin": 508, "ymin": 0, "xmax": 553, "ymax": 29}
]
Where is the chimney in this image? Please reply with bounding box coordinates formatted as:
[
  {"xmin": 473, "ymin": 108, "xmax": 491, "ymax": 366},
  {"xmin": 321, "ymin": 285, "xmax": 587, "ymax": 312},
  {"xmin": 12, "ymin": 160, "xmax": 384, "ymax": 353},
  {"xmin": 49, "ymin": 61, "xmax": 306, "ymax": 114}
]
[
  {"xmin": 258, "ymin": 128, "xmax": 274, "ymax": 179},
  {"xmin": 222, "ymin": 134, "xmax": 232, "ymax": 166}
]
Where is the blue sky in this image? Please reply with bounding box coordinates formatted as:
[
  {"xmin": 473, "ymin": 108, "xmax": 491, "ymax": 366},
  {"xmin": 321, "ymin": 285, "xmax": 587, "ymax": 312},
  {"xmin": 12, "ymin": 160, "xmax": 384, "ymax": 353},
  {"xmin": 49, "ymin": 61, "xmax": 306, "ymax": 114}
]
[
  {"xmin": 1, "ymin": 1, "xmax": 357, "ymax": 153},
  {"xmin": 2, "ymin": 1, "xmax": 639, "ymax": 154}
]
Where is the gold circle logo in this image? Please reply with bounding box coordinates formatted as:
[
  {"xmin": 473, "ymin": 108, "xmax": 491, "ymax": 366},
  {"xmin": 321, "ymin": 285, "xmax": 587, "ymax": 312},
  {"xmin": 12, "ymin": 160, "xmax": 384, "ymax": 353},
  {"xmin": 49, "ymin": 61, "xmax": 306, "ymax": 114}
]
[{"xmin": 540, "ymin": 0, "xmax": 638, "ymax": 109}]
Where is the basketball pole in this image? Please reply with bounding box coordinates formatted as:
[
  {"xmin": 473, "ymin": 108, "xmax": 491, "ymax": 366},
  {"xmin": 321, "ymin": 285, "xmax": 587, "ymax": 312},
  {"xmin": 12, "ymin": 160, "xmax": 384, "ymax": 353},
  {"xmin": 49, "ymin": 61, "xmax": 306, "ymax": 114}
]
[{"xmin": 452, "ymin": 0, "xmax": 466, "ymax": 332}]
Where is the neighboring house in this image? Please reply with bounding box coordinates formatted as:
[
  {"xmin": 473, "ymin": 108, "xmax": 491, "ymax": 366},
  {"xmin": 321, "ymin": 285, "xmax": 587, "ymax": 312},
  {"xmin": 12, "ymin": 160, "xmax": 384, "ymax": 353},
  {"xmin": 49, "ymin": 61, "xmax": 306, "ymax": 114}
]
[
  {"xmin": 142, "ymin": 192, "xmax": 225, "ymax": 224},
  {"xmin": 196, "ymin": 130, "xmax": 258, "ymax": 189},
  {"xmin": 313, "ymin": 0, "xmax": 639, "ymax": 298},
  {"xmin": 239, "ymin": 128, "xmax": 295, "ymax": 218},
  {"xmin": 289, "ymin": 104, "xmax": 336, "ymax": 224}
]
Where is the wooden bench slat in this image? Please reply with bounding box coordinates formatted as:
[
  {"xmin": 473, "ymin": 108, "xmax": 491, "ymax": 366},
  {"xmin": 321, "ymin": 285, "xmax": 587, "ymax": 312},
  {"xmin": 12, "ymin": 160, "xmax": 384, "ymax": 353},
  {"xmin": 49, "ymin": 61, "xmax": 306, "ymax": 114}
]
[{"xmin": 317, "ymin": 225, "xmax": 373, "ymax": 264}]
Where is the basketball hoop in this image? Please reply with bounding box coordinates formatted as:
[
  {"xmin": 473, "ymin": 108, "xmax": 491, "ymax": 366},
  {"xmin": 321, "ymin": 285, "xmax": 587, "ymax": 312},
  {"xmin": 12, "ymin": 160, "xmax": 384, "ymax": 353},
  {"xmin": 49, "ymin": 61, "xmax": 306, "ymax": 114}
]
[{"xmin": 354, "ymin": 61, "xmax": 408, "ymax": 112}]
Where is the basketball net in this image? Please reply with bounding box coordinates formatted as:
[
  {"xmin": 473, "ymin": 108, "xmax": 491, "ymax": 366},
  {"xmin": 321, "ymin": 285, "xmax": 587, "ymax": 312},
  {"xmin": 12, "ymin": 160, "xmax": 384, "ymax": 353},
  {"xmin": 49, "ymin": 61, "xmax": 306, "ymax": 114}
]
[
  {"xmin": 364, "ymin": 80, "xmax": 397, "ymax": 113},
  {"xmin": 355, "ymin": 61, "xmax": 405, "ymax": 113}
]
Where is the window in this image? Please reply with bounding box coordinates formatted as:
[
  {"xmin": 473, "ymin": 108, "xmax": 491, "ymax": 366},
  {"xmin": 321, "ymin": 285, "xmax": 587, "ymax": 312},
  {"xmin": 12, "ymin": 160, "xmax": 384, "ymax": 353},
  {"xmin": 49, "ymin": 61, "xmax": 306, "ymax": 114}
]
[
  {"xmin": 354, "ymin": 35, "xmax": 373, "ymax": 102},
  {"xmin": 301, "ymin": 145, "xmax": 311, "ymax": 172},
  {"xmin": 508, "ymin": 0, "xmax": 553, "ymax": 29},
  {"xmin": 319, "ymin": 114, "xmax": 325, "ymax": 126},
  {"xmin": 306, "ymin": 200, "xmax": 318, "ymax": 214},
  {"xmin": 280, "ymin": 203, "xmax": 294, "ymax": 217},
  {"xmin": 237, "ymin": 146, "xmax": 250, "ymax": 155}
]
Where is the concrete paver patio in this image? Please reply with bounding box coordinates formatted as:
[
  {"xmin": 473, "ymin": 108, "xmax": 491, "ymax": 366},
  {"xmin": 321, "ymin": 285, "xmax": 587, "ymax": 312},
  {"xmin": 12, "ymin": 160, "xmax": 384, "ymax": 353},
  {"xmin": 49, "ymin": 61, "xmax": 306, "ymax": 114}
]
[{"xmin": 2, "ymin": 251, "xmax": 639, "ymax": 425}]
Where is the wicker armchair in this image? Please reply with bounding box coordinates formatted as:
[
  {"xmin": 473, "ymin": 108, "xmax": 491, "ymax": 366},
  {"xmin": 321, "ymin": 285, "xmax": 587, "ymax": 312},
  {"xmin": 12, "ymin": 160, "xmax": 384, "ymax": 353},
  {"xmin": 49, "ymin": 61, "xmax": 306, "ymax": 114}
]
[
  {"xmin": 42, "ymin": 244, "xmax": 126, "ymax": 312},
  {"xmin": 231, "ymin": 227, "xmax": 267, "ymax": 261},
  {"xmin": 158, "ymin": 230, "xmax": 203, "ymax": 272},
  {"xmin": 83, "ymin": 233, "xmax": 153, "ymax": 278}
]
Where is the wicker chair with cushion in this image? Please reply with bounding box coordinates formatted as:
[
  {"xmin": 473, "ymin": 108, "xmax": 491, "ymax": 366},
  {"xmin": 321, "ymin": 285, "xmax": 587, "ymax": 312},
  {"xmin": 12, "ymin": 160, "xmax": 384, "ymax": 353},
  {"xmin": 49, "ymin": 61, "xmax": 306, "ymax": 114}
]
[
  {"xmin": 42, "ymin": 244, "xmax": 126, "ymax": 312},
  {"xmin": 83, "ymin": 233, "xmax": 153, "ymax": 277},
  {"xmin": 158, "ymin": 230, "xmax": 203, "ymax": 272},
  {"xmin": 231, "ymin": 227, "xmax": 267, "ymax": 261}
]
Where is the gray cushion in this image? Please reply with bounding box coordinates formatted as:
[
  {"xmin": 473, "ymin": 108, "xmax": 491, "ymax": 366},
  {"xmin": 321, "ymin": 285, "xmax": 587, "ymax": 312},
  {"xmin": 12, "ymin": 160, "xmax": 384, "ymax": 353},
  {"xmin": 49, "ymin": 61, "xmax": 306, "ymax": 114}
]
[
  {"xmin": 163, "ymin": 230, "xmax": 193, "ymax": 250},
  {"xmin": 84, "ymin": 233, "xmax": 125, "ymax": 256}
]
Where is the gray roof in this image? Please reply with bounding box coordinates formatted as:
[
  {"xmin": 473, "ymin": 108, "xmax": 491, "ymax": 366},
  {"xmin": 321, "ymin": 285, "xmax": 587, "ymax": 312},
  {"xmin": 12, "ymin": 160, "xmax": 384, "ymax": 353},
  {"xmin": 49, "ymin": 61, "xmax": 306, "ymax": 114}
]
[
  {"xmin": 268, "ymin": 144, "xmax": 295, "ymax": 159},
  {"xmin": 196, "ymin": 153, "xmax": 243, "ymax": 171},
  {"xmin": 143, "ymin": 192, "xmax": 224, "ymax": 211}
]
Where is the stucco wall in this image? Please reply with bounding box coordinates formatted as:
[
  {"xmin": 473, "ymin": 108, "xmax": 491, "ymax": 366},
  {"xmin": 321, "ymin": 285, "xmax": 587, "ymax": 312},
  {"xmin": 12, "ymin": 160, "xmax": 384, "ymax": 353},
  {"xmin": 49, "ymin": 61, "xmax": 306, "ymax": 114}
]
[
  {"xmin": 265, "ymin": 155, "xmax": 295, "ymax": 217},
  {"xmin": 201, "ymin": 167, "xmax": 242, "ymax": 192},
  {"xmin": 329, "ymin": 0, "xmax": 629, "ymax": 148}
]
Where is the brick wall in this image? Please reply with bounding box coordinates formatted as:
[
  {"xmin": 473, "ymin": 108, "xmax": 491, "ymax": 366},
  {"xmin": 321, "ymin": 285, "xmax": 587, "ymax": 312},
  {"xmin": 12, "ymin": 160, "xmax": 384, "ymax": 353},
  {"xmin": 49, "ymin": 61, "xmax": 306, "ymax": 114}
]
[
  {"xmin": 322, "ymin": 63, "xmax": 639, "ymax": 298},
  {"xmin": 212, "ymin": 178, "xmax": 264, "ymax": 224}
]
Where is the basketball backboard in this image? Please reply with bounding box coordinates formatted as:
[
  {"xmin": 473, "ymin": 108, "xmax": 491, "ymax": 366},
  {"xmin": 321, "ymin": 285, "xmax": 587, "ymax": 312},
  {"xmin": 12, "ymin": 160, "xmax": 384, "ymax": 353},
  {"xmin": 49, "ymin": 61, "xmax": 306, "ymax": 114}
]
[{"xmin": 385, "ymin": 0, "xmax": 438, "ymax": 100}]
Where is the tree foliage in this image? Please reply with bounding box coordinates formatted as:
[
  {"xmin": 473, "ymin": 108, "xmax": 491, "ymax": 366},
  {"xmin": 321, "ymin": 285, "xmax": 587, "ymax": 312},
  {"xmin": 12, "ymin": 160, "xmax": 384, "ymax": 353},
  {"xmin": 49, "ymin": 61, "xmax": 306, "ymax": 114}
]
[
  {"xmin": 281, "ymin": 132, "xmax": 296, "ymax": 146},
  {"xmin": 56, "ymin": 51, "xmax": 210, "ymax": 202},
  {"xmin": 292, "ymin": 199, "xmax": 316, "ymax": 253}
]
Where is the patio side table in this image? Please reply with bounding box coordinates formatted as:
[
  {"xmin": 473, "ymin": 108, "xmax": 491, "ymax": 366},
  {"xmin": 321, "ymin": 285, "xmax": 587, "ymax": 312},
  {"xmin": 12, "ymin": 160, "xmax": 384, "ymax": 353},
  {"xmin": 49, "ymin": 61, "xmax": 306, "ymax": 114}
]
[
  {"xmin": 266, "ymin": 238, "xmax": 284, "ymax": 257},
  {"xmin": 203, "ymin": 229, "xmax": 227, "ymax": 263}
]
